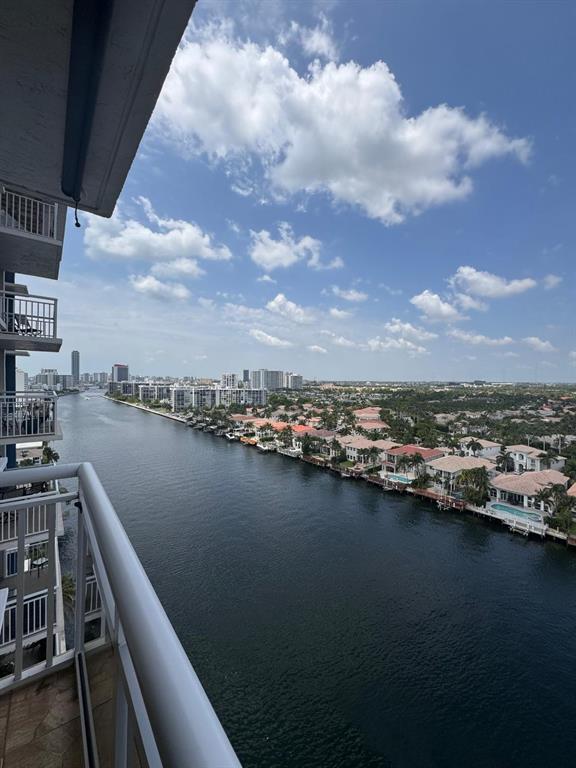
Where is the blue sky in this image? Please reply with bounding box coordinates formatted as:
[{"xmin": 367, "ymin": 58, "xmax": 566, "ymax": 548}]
[{"xmin": 23, "ymin": 0, "xmax": 576, "ymax": 381}]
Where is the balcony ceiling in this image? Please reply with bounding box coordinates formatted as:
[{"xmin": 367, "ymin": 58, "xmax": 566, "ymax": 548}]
[{"xmin": 0, "ymin": 0, "xmax": 196, "ymax": 217}]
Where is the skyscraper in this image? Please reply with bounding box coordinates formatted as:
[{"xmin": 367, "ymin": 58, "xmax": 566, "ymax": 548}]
[
  {"xmin": 71, "ymin": 350, "xmax": 80, "ymax": 384},
  {"xmin": 111, "ymin": 363, "xmax": 129, "ymax": 382}
]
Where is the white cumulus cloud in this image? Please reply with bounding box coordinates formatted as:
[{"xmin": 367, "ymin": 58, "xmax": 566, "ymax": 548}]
[
  {"xmin": 130, "ymin": 275, "xmax": 190, "ymax": 301},
  {"xmin": 249, "ymin": 223, "xmax": 341, "ymax": 271},
  {"xmin": 448, "ymin": 329, "xmax": 514, "ymax": 346},
  {"xmin": 543, "ymin": 274, "xmax": 562, "ymax": 290},
  {"xmin": 249, "ymin": 328, "xmax": 293, "ymax": 347},
  {"xmin": 151, "ymin": 258, "xmax": 205, "ymax": 278},
  {"xmin": 85, "ymin": 197, "xmax": 232, "ymax": 262},
  {"xmin": 154, "ymin": 27, "xmax": 530, "ymax": 224},
  {"xmin": 383, "ymin": 318, "xmax": 438, "ymax": 342},
  {"xmin": 365, "ymin": 336, "xmax": 427, "ymax": 356},
  {"xmin": 410, "ymin": 290, "xmax": 462, "ymax": 322},
  {"xmin": 523, "ymin": 336, "xmax": 557, "ymax": 353},
  {"xmin": 329, "ymin": 307, "xmax": 352, "ymax": 319},
  {"xmin": 307, "ymin": 344, "xmax": 328, "ymax": 354},
  {"xmin": 449, "ymin": 266, "xmax": 536, "ymax": 298},
  {"xmin": 266, "ymin": 293, "xmax": 314, "ymax": 324},
  {"xmin": 331, "ymin": 286, "xmax": 368, "ymax": 302}
]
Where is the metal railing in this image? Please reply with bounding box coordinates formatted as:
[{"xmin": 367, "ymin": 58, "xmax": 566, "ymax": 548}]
[
  {"xmin": 0, "ymin": 504, "xmax": 49, "ymax": 542},
  {"xmin": 0, "ymin": 392, "xmax": 57, "ymax": 440},
  {"xmin": 0, "ymin": 463, "xmax": 240, "ymax": 767},
  {"xmin": 0, "ymin": 188, "xmax": 60, "ymax": 242},
  {"xmin": 0, "ymin": 292, "xmax": 58, "ymax": 340}
]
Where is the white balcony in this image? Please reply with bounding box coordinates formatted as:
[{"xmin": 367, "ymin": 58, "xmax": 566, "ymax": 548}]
[
  {"xmin": 0, "ymin": 188, "xmax": 64, "ymax": 279},
  {"xmin": 0, "ymin": 462, "xmax": 240, "ymax": 767},
  {"xmin": 0, "ymin": 188, "xmax": 61, "ymax": 243},
  {"xmin": 0, "ymin": 392, "xmax": 61, "ymax": 446},
  {"xmin": 0, "ymin": 291, "xmax": 61, "ymax": 352}
]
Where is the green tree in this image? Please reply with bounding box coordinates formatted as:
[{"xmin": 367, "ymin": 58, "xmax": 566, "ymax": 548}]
[
  {"xmin": 457, "ymin": 467, "xmax": 490, "ymax": 506},
  {"xmin": 42, "ymin": 442, "xmax": 60, "ymax": 465}
]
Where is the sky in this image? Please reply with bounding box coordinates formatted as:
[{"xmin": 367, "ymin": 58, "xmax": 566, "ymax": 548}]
[{"xmin": 22, "ymin": 0, "xmax": 576, "ymax": 382}]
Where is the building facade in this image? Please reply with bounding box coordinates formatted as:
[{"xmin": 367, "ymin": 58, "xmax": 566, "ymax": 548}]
[
  {"xmin": 71, "ymin": 350, "xmax": 79, "ymax": 384},
  {"xmin": 111, "ymin": 363, "xmax": 129, "ymax": 383}
]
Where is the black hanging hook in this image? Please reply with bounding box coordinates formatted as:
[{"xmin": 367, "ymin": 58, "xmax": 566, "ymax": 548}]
[{"xmin": 74, "ymin": 200, "xmax": 81, "ymax": 228}]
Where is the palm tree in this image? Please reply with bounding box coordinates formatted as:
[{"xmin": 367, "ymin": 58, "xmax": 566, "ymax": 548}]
[
  {"xmin": 408, "ymin": 453, "xmax": 425, "ymax": 476},
  {"xmin": 278, "ymin": 425, "xmax": 293, "ymax": 447},
  {"xmin": 395, "ymin": 455, "xmax": 411, "ymax": 474},
  {"xmin": 457, "ymin": 467, "xmax": 490, "ymax": 506},
  {"xmin": 41, "ymin": 442, "xmax": 60, "ymax": 464},
  {"xmin": 468, "ymin": 439, "xmax": 483, "ymax": 457},
  {"xmin": 496, "ymin": 445, "xmax": 511, "ymax": 473}
]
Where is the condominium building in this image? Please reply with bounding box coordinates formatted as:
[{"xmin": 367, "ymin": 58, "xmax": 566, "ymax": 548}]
[
  {"xmin": 71, "ymin": 350, "xmax": 79, "ymax": 384},
  {"xmin": 250, "ymin": 368, "xmax": 287, "ymax": 390},
  {"xmin": 111, "ymin": 363, "xmax": 129, "ymax": 382},
  {"xmin": 138, "ymin": 384, "xmax": 171, "ymax": 403},
  {"xmin": 285, "ymin": 372, "xmax": 303, "ymax": 390},
  {"xmin": 221, "ymin": 372, "xmax": 238, "ymax": 389},
  {"xmin": 216, "ymin": 388, "xmax": 267, "ymax": 408},
  {"xmin": 0, "ymin": 4, "xmax": 239, "ymax": 764}
]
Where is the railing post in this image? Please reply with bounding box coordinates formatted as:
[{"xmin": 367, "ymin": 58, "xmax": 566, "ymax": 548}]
[
  {"xmin": 74, "ymin": 502, "xmax": 87, "ymax": 654},
  {"xmin": 14, "ymin": 507, "xmax": 26, "ymax": 680},
  {"xmin": 45, "ymin": 503, "xmax": 56, "ymax": 668}
]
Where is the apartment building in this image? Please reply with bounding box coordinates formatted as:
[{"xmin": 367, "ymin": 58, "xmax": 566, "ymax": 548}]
[
  {"xmin": 0, "ymin": 3, "xmax": 239, "ymax": 764},
  {"xmin": 0, "ymin": 180, "xmax": 65, "ymax": 677}
]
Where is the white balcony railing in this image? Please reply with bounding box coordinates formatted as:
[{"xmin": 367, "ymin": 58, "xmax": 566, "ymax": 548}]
[
  {"xmin": 0, "ymin": 503, "xmax": 49, "ymax": 542},
  {"xmin": 0, "ymin": 392, "xmax": 57, "ymax": 440},
  {"xmin": 0, "ymin": 188, "xmax": 60, "ymax": 243},
  {"xmin": 0, "ymin": 462, "xmax": 240, "ymax": 767},
  {"xmin": 0, "ymin": 292, "xmax": 58, "ymax": 341}
]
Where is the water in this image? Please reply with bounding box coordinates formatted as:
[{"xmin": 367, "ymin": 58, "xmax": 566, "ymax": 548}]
[{"xmin": 58, "ymin": 394, "xmax": 576, "ymax": 767}]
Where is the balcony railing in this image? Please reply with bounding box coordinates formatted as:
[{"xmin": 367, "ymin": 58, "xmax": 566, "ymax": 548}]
[
  {"xmin": 0, "ymin": 503, "xmax": 49, "ymax": 542},
  {"xmin": 0, "ymin": 188, "xmax": 60, "ymax": 243},
  {"xmin": 0, "ymin": 392, "xmax": 58, "ymax": 441},
  {"xmin": 0, "ymin": 463, "xmax": 240, "ymax": 767},
  {"xmin": 0, "ymin": 291, "xmax": 58, "ymax": 341}
]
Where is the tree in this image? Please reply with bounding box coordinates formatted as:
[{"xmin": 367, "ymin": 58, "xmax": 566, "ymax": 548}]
[
  {"xmin": 496, "ymin": 446, "xmax": 512, "ymax": 473},
  {"xmin": 457, "ymin": 467, "xmax": 490, "ymax": 506},
  {"xmin": 407, "ymin": 453, "xmax": 425, "ymax": 476},
  {"xmin": 468, "ymin": 439, "xmax": 483, "ymax": 457},
  {"xmin": 42, "ymin": 442, "xmax": 60, "ymax": 465},
  {"xmin": 278, "ymin": 425, "xmax": 294, "ymax": 447},
  {"xmin": 61, "ymin": 573, "xmax": 76, "ymax": 617},
  {"xmin": 535, "ymin": 484, "xmax": 575, "ymax": 531},
  {"xmin": 301, "ymin": 433, "xmax": 313, "ymax": 456}
]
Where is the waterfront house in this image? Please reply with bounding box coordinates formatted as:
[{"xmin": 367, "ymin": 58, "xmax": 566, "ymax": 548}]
[
  {"xmin": 507, "ymin": 445, "xmax": 566, "ymax": 473},
  {"xmin": 490, "ymin": 469, "xmax": 570, "ymax": 510},
  {"xmin": 383, "ymin": 445, "xmax": 444, "ymax": 473},
  {"xmin": 425, "ymin": 455, "xmax": 497, "ymax": 493},
  {"xmin": 458, "ymin": 437, "xmax": 501, "ymax": 459}
]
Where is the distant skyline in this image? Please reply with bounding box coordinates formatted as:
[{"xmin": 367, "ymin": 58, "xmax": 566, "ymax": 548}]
[{"xmin": 20, "ymin": 0, "xmax": 576, "ymax": 382}]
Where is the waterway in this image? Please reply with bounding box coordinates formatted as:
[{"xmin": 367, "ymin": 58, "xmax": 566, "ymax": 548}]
[{"xmin": 58, "ymin": 393, "xmax": 576, "ymax": 767}]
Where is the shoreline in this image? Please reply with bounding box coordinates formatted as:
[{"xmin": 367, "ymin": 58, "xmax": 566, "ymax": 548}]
[{"xmin": 104, "ymin": 395, "xmax": 571, "ymax": 548}]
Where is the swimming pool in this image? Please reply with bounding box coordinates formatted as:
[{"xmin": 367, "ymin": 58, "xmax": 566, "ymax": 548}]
[
  {"xmin": 490, "ymin": 502, "xmax": 543, "ymax": 522},
  {"xmin": 386, "ymin": 473, "xmax": 411, "ymax": 484}
]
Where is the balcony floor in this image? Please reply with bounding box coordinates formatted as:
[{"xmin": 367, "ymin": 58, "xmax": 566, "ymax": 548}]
[{"xmin": 0, "ymin": 647, "xmax": 119, "ymax": 767}]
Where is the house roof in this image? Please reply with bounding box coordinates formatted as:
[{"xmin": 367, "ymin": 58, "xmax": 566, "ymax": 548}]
[
  {"xmin": 353, "ymin": 407, "xmax": 381, "ymax": 419},
  {"xmin": 358, "ymin": 420, "xmax": 390, "ymax": 430},
  {"xmin": 426, "ymin": 456, "xmax": 495, "ymax": 474},
  {"xmin": 460, "ymin": 437, "xmax": 501, "ymax": 449},
  {"xmin": 387, "ymin": 445, "xmax": 444, "ymax": 459},
  {"xmin": 507, "ymin": 445, "xmax": 545, "ymax": 457},
  {"xmin": 568, "ymin": 483, "xmax": 576, "ymax": 497},
  {"xmin": 491, "ymin": 469, "xmax": 569, "ymax": 497}
]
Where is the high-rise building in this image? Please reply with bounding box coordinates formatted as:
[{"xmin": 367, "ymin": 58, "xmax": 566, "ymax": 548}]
[
  {"xmin": 220, "ymin": 372, "xmax": 238, "ymax": 388},
  {"xmin": 111, "ymin": 363, "xmax": 129, "ymax": 382},
  {"xmin": 243, "ymin": 369, "xmax": 250, "ymax": 383},
  {"xmin": 71, "ymin": 350, "xmax": 80, "ymax": 383}
]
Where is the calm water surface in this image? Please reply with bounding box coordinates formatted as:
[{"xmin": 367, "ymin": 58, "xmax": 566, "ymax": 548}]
[{"xmin": 59, "ymin": 394, "xmax": 576, "ymax": 767}]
